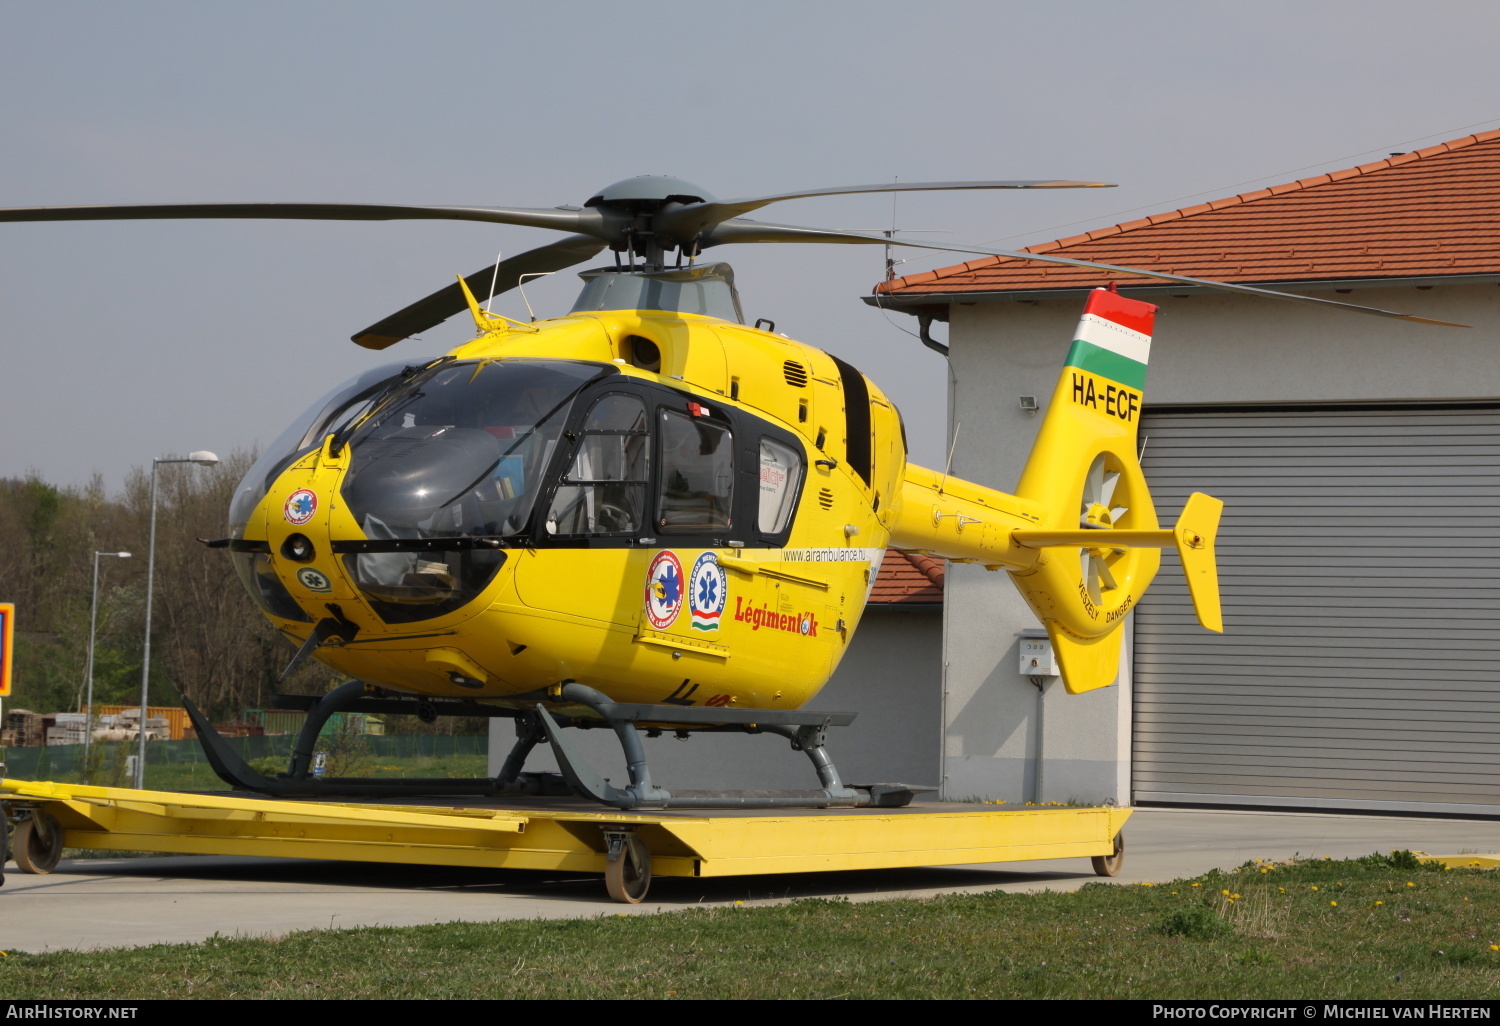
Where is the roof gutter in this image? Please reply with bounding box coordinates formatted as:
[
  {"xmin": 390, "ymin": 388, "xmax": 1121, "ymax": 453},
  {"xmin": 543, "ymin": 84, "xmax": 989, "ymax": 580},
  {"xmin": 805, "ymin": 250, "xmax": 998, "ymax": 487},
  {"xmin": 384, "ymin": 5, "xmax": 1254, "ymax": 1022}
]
[{"xmin": 865, "ymin": 272, "xmax": 1500, "ymax": 312}]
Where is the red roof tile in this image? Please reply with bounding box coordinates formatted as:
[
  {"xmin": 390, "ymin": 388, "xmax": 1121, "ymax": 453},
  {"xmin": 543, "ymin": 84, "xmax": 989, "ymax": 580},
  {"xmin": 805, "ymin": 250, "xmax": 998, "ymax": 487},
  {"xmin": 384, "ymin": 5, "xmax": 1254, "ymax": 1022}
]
[
  {"xmin": 869, "ymin": 549, "xmax": 945, "ymax": 605},
  {"xmin": 876, "ymin": 129, "xmax": 1500, "ymax": 296}
]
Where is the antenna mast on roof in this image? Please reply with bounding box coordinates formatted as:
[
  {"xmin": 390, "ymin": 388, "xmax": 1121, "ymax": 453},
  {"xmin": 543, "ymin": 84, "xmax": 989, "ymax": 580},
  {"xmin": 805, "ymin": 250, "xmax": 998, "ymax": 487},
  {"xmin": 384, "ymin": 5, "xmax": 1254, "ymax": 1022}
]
[{"xmin": 885, "ymin": 176, "xmax": 898, "ymax": 281}]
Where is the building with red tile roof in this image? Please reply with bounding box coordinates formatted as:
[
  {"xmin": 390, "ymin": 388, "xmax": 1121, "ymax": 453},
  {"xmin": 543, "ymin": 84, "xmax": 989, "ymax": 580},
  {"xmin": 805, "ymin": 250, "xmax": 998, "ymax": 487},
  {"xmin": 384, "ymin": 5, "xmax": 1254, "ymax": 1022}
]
[
  {"xmin": 864, "ymin": 128, "xmax": 1500, "ymax": 816},
  {"xmin": 869, "ymin": 549, "xmax": 944, "ymax": 606},
  {"xmin": 873, "ymin": 128, "xmax": 1500, "ymax": 307}
]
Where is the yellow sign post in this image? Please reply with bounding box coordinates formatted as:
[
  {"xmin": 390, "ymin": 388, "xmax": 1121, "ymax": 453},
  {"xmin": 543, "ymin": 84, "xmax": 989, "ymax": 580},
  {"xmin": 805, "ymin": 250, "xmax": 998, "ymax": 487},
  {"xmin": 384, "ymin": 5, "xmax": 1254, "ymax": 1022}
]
[{"xmin": 0, "ymin": 602, "xmax": 12, "ymax": 697}]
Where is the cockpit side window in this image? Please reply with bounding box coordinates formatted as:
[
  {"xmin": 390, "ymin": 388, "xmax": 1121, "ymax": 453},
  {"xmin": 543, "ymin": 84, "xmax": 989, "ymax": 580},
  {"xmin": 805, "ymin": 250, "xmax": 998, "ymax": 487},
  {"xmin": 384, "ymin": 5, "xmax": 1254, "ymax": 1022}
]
[
  {"xmin": 658, "ymin": 410, "xmax": 734, "ymax": 532},
  {"xmin": 757, "ymin": 437, "xmax": 803, "ymax": 535},
  {"xmin": 546, "ymin": 394, "xmax": 650, "ymax": 536}
]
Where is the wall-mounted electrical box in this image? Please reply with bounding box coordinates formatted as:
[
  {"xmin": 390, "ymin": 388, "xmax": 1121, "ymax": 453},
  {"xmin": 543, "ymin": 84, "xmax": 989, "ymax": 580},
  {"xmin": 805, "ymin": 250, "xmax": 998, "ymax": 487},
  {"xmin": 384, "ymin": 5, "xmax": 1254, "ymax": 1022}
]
[{"xmin": 1016, "ymin": 627, "xmax": 1059, "ymax": 677}]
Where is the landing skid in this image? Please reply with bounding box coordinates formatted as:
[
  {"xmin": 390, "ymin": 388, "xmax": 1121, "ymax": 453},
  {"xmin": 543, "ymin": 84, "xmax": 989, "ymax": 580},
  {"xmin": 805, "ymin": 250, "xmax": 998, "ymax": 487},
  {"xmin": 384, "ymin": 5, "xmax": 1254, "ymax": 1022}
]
[
  {"xmin": 183, "ymin": 680, "xmax": 932, "ymax": 809},
  {"xmin": 181, "ymin": 682, "xmax": 570, "ymax": 799}
]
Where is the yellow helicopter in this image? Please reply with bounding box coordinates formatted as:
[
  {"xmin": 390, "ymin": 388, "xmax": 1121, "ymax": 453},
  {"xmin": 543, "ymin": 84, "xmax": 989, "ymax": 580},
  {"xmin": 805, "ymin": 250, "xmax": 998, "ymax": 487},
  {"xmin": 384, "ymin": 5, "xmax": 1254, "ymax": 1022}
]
[{"xmin": 0, "ymin": 177, "xmax": 1456, "ymax": 810}]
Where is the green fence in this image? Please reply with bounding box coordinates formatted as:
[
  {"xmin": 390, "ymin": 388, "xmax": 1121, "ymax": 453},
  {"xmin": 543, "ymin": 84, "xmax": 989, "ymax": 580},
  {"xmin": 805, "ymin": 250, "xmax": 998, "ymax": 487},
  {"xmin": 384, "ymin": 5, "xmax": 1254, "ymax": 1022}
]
[{"xmin": 1, "ymin": 734, "xmax": 490, "ymax": 790}]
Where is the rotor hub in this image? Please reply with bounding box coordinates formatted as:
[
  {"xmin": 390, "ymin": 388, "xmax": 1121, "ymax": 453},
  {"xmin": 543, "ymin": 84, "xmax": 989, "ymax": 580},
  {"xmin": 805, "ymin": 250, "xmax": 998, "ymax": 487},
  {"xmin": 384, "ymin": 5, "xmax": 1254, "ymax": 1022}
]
[
  {"xmin": 587, "ymin": 175, "xmax": 716, "ymax": 211},
  {"xmin": 1081, "ymin": 502, "xmax": 1115, "ymax": 528}
]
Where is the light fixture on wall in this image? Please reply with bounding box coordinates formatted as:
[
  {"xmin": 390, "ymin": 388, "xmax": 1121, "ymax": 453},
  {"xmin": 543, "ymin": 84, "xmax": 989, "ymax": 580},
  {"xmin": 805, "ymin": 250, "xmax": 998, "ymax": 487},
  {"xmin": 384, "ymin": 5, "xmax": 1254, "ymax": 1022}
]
[{"xmin": 1018, "ymin": 395, "xmax": 1039, "ymax": 413}]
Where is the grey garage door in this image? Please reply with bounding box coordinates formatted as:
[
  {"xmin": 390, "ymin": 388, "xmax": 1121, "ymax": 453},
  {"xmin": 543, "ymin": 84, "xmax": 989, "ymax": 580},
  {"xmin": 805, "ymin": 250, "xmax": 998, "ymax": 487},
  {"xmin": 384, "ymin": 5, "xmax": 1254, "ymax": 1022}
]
[{"xmin": 1132, "ymin": 405, "xmax": 1500, "ymax": 815}]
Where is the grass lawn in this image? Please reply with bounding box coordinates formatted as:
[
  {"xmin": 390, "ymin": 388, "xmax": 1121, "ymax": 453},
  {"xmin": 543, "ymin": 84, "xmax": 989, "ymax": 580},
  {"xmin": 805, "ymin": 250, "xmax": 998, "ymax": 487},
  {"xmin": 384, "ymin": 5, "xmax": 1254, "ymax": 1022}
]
[{"xmin": 2, "ymin": 852, "xmax": 1498, "ymax": 999}]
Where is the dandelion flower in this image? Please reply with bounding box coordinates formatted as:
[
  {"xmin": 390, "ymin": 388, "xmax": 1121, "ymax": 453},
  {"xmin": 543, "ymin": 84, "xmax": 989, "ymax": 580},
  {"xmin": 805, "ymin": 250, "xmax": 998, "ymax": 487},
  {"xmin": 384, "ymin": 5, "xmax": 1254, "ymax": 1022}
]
[
  {"xmin": 1222, "ymin": 889, "xmax": 1231, "ymax": 895},
  {"xmin": 1260, "ymin": 869, "xmax": 1269, "ymax": 874},
  {"xmin": 1191, "ymin": 883, "xmax": 1201, "ymax": 888},
  {"xmin": 1375, "ymin": 901, "xmax": 1383, "ymax": 906},
  {"xmin": 1491, "ymin": 945, "xmax": 1498, "ymax": 952},
  {"xmin": 1311, "ymin": 886, "xmax": 1320, "ymax": 891},
  {"xmin": 1406, "ymin": 882, "xmax": 1415, "ymax": 887},
  {"xmin": 1330, "ymin": 901, "xmax": 1338, "ymax": 907}
]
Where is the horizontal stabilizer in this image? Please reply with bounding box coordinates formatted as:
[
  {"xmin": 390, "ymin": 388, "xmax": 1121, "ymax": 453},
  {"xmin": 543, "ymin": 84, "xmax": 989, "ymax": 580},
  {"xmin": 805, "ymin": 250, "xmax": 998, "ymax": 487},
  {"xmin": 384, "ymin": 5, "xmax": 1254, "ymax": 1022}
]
[{"xmin": 1011, "ymin": 489, "xmax": 1225, "ymax": 636}]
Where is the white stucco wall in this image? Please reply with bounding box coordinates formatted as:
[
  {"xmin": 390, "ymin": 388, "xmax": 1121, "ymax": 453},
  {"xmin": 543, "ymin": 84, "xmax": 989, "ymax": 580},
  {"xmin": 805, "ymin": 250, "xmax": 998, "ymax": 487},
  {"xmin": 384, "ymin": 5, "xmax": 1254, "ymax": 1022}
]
[{"xmin": 940, "ymin": 281, "xmax": 1500, "ymax": 804}]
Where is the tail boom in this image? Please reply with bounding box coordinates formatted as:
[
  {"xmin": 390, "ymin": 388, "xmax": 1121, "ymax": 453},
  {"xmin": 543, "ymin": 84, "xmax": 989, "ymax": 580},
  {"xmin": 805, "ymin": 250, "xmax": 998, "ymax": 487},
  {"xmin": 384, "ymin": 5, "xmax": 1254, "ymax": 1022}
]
[{"xmin": 887, "ymin": 463, "xmax": 1044, "ymax": 569}]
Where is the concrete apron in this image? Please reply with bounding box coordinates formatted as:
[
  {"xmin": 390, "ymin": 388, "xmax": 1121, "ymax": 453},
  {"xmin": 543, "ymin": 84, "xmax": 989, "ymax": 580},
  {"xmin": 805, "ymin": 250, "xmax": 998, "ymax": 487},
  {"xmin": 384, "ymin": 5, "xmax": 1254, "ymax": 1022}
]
[{"xmin": 2, "ymin": 806, "xmax": 1495, "ymax": 952}]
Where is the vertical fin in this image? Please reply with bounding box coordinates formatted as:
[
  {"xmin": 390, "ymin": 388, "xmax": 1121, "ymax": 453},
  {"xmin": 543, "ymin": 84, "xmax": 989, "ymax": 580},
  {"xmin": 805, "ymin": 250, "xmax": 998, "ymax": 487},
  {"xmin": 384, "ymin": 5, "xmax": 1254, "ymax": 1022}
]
[{"xmin": 1175, "ymin": 492, "xmax": 1224, "ymax": 633}]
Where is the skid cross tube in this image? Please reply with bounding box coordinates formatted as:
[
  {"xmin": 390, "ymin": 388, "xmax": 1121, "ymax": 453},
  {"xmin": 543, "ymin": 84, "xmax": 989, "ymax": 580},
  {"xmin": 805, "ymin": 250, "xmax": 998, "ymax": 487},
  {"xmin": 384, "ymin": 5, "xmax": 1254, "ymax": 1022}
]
[
  {"xmin": 533, "ymin": 682, "xmax": 929, "ymax": 810},
  {"xmin": 287, "ymin": 679, "xmax": 368, "ymax": 779}
]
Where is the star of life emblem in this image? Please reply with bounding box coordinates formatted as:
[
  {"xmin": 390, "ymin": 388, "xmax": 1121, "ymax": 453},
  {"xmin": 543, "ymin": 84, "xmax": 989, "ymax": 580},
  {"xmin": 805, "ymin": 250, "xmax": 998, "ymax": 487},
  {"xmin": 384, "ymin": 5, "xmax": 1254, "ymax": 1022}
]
[
  {"xmin": 644, "ymin": 550, "xmax": 685, "ymax": 629},
  {"xmin": 689, "ymin": 552, "xmax": 728, "ymax": 633},
  {"xmin": 284, "ymin": 489, "xmax": 318, "ymax": 525}
]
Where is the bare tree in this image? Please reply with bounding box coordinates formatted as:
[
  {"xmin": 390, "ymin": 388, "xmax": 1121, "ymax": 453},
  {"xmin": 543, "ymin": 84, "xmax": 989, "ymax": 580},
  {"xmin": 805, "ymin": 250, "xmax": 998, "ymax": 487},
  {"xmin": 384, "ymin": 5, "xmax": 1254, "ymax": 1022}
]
[{"xmin": 1, "ymin": 454, "xmax": 338, "ymax": 721}]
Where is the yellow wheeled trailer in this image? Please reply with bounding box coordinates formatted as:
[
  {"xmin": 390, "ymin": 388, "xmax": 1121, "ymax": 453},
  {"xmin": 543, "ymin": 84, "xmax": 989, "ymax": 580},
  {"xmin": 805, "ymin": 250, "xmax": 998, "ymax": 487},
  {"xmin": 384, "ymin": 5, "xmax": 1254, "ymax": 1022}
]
[{"xmin": 1, "ymin": 778, "xmax": 1129, "ymax": 903}]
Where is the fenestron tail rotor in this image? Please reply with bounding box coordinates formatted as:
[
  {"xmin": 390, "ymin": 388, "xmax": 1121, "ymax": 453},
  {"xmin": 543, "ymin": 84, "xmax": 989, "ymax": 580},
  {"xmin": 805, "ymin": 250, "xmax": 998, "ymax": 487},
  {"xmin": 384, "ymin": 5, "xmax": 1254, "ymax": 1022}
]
[{"xmin": 1079, "ymin": 454, "xmax": 1129, "ymax": 606}]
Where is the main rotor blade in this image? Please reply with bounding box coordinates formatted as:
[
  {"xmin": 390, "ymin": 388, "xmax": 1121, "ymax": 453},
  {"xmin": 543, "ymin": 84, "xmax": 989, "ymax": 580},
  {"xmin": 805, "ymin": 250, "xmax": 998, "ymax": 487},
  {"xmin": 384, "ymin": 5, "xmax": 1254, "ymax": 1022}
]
[
  {"xmin": 657, "ymin": 180, "xmax": 1113, "ymax": 239},
  {"xmin": 700, "ymin": 220, "xmax": 1468, "ymax": 328},
  {"xmin": 350, "ymin": 235, "xmax": 607, "ymax": 349},
  {"xmin": 0, "ymin": 202, "xmax": 598, "ymax": 235}
]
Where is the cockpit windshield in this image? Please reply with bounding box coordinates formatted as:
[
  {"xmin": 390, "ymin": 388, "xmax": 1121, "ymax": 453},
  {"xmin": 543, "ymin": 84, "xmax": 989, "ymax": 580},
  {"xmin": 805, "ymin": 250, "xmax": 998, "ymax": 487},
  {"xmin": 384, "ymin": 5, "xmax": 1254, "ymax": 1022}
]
[
  {"xmin": 336, "ymin": 358, "xmax": 610, "ymax": 621},
  {"xmin": 229, "ymin": 359, "xmax": 416, "ymax": 535},
  {"xmin": 341, "ymin": 359, "xmax": 609, "ymax": 541}
]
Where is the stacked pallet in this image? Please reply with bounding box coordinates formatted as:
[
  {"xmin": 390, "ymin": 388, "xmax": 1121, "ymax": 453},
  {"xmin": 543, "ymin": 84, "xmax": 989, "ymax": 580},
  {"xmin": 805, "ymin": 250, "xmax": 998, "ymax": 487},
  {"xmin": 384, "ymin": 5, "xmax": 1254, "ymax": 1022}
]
[
  {"xmin": 94, "ymin": 705, "xmax": 191, "ymax": 740},
  {"xmin": 5, "ymin": 710, "xmax": 44, "ymax": 747},
  {"xmin": 114, "ymin": 709, "xmax": 172, "ymax": 742},
  {"xmin": 45, "ymin": 712, "xmax": 90, "ymax": 746}
]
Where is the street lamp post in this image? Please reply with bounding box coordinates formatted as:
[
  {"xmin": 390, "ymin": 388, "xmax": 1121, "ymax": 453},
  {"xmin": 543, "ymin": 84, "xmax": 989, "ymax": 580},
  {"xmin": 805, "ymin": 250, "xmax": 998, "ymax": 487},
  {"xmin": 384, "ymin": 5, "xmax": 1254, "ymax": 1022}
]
[
  {"xmin": 135, "ymin": 450, "xmax": 219, "ymax": 789},
  {"xmin": 83, "ymin": 550, "xmax": 131, "ymax": 779}
]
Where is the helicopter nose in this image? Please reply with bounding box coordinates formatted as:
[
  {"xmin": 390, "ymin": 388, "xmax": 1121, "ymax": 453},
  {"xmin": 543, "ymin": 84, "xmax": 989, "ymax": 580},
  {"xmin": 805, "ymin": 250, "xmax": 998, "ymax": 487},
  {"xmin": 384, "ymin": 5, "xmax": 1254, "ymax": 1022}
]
[{"xmin": 263, "ymin": 476, "xmax": 362, "ymax": 615}]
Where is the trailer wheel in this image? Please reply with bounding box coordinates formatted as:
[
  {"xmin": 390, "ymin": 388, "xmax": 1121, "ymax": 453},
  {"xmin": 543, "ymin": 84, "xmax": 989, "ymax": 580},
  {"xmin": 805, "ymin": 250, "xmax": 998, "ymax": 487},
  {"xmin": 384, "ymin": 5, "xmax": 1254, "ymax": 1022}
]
[
  {"xmin": 604, "ymin": 832, "xmax": 651, "ymax": 904},
  {"xmin": 1091, "ymin": 831, "xmax": 1124, "ymax": 877},
  {"xmin": 13, "ymin": 811, "xmax": 63, "ymax": 874}
]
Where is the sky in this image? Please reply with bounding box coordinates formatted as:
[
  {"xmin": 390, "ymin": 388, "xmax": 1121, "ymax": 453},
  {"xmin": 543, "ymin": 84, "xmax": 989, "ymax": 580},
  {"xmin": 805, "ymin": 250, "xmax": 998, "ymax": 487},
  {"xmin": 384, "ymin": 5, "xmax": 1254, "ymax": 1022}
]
[{"xmin": 3, "ymin": 0, "xmax": 1498, "ymax": 493}]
